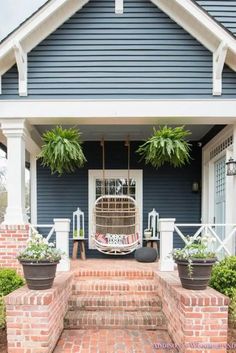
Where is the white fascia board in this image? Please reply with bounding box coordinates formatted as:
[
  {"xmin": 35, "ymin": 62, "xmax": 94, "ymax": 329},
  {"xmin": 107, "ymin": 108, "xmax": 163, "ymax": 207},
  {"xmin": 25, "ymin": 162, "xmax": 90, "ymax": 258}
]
[
  {"xmin": 0, "ymin": 0, "xmax": 90, "ymax": 76},
  {"xmin": 151, "ymin": 0, "xmax": 236, "ymax": 71},
  {"xmin": 0, "ymin": 100, "xmax": 236, "ymax": 125}
]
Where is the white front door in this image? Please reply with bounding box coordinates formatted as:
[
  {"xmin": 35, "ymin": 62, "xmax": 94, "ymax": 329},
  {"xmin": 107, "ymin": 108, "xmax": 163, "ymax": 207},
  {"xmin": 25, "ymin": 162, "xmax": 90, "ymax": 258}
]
[
  {"xmin": 214, "ymin": 156, "xmax": 226, "ymax": 241},
  {"xmin": 88, "ymin": 170, "xmax": 143, "ymax": 249}
]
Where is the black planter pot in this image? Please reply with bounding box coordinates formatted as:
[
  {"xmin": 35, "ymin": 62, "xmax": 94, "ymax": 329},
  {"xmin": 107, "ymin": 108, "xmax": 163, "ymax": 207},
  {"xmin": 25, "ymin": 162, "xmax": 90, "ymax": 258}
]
[
  {"xmin": 20, "ymin": 261, "xmax": 58, "ymax": 290},
  {"xmin": 176, "ymin": 258, "xmax": 217, "ymax": 290}
]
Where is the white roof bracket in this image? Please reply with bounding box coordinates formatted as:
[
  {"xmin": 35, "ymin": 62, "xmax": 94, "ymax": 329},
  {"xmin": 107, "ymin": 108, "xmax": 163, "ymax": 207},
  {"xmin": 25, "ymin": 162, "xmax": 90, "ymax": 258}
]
[
  {"xmin": 213, "ymin": 41, "xmax": 228, "ymax": 96},
  {"xmin": 13, "ymin": 41, "xmax": 27, "ymax": 96},
  {"xmin": 115, "ymin": 0, "xmax": 123, "ymax": 14}
]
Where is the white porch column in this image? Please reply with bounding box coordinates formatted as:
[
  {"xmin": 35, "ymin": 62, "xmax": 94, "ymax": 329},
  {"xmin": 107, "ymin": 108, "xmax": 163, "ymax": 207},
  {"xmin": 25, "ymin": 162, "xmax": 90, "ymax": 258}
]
[
  {"xmin": 159, "ymin": 218, "xmax": 176, "ymax": 271},
  {"xmin": 54, "ymin": 218, "xmax": 71, "ymax": 272},
  {"xmin": 1, "ymin": 120, "xmax": 28, "ymax": 224},
  {"xmin": 30, "ymin": 154, "xmax": 37, "ymax": 224}
]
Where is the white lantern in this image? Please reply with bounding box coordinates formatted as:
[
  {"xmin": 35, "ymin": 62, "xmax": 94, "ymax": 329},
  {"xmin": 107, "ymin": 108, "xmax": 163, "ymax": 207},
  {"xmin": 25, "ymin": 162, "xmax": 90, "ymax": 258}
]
[
  {"xmin": 148, "ymin": 208, "xmax": 159, "ymax": 240},
  {"xmin": 73, "ymin": 208, "xmax": 85, "ymax": 239}
]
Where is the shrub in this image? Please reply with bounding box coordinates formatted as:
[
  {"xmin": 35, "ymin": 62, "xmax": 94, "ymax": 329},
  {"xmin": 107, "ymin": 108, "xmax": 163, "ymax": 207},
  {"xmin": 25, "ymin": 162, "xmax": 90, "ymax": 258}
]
[
  {"xmin": 210, "ymin": 256, "xmax": 236, "ymax": 327},
  {"xmin": 210, "ymin": 256, "xmax": 236, "ymax": 297},
  {"xmin": 0, "ymin": 269, "xmax": 24, "ymax": 329},
  {"xmin": 0, "ymin": 297, "xmax": 5, "ymax": 329},
  {"xmin": 0, "ymin": 268, "xmax": 24, "ymax": 297},
  {"xmin": 229, "ymin": 289, "xmax": 236, "ymax": 328}
]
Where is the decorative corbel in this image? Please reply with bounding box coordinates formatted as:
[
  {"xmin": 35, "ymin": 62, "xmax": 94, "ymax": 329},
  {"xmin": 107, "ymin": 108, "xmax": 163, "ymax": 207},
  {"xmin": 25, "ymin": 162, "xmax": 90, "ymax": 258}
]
[
  {"xmin": 115, "ymin": 0, "xmax": 123, "ymax": 14},
  {"xmin": 13, "ymin": 41, "xmax": 27, "ymax": 96},
  {"xmin": 213, "ymin": 41, "xmax": 228, "ymax": 96}
]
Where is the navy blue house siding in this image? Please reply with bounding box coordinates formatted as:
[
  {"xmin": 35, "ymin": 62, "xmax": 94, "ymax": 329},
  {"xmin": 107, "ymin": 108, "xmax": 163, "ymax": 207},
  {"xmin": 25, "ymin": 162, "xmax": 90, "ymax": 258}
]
[
  {"xmin": 195, "ymin": 0, "xmax": 236, "ymax": 36},
  {"xmin": 37, "ymin": 141, "xmax": 201, "ymax": 257},
  {"xmin": 1, "ymin": 0, "xmax": 236, "ymax": 99}
]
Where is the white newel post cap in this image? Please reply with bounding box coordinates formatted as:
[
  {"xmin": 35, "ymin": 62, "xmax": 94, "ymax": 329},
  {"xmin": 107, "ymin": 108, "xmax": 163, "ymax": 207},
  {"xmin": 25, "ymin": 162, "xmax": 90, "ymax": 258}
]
[
  {"xmin": 158, "ymin": 218, "xmax": 176, "ymax": 231},
  {"xmin": 159, "ymin": 218, "xmax": 176, "ymax": 272},
  {"xmin": 53, "ymin": 218, "xmax": 71, "ymax": 232}
]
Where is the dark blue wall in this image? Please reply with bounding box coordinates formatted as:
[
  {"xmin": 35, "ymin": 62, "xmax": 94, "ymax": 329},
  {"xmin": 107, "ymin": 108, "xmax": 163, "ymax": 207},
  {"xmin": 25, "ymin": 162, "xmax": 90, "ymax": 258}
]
[
  {"xmin": 1, "ymin": 0, "xmax": 236, "ymax": 99},
  {"xmin": 37, "ymin": 141, "xmax": 201, "ymax": 257},
  {"xmin": 195, "ymin": 0, "xmax": 236, "ymax": 36}
]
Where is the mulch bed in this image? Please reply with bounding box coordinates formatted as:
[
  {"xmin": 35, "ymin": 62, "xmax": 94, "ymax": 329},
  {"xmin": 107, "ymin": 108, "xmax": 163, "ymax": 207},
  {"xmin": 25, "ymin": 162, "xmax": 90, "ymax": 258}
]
[{"xmin": 0, "ymin": 329, "xmax": 7, "ymax": 353}]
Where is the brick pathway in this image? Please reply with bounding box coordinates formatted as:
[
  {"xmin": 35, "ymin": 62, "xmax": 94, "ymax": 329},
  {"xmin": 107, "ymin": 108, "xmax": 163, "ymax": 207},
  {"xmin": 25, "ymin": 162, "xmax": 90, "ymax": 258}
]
[{"xmin": 54, "ymin": 329, "xmax": 177, "ymax": 353}]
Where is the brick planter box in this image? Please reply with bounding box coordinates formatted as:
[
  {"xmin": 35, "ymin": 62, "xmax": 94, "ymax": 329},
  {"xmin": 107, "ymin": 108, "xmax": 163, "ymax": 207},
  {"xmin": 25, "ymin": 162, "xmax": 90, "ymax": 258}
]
[
  {"xmin": 0, "ymin": 225, "xmax": 29, "ymax": 274},
  {"xmin": 5, "ymin": 272, "xmax": 73, "ymax": 353},
  {"xmin": 155, "ymin": 271, "xmax": 229, "ymax": 353}
]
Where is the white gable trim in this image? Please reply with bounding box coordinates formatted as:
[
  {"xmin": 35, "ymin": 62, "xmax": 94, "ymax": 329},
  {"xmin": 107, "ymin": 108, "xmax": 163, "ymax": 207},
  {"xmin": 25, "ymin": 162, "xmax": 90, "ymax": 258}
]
[
  {"xmin": 151, "ymin": 0, "xmax": 236, "ymax": 72},
  {"xmin": 0, "ymin": 0, "xmax": 236, "ymax": 95},
  {"xmin": 115, "ymin": 0, "xmax": 124, "ymax": 14},
  {"xmin": 13, "ymin": 41, "xmax": 27, "ymax": 96},
  {"xmin": 0, "ymin": 0, "xmax": 90, "ymax": 79},
  {"xmin": 213, "ymin": 42, "xmax": 228, "ymax": 96}
]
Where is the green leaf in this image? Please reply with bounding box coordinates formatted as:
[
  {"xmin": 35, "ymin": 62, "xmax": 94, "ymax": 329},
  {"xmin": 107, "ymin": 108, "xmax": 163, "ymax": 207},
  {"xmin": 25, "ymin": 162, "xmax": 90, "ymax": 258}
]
[
  {"xmin": 39, "ymin": 126, "xmax": 87, "ymax": 175},
  {"xmin": 136, "ymin": 125, "xmax": 191, "ymax": 169}
]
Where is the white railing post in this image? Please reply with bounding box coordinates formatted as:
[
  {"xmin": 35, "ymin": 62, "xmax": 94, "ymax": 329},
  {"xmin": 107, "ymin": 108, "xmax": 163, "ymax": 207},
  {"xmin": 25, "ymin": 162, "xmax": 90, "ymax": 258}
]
[
  {"xmin": 54, "ymin": 218, "xmax": 71, "ymax": 272},
  {"xmin": 159, "ymin": 218, "xmax": 176, "ymax": 271}
]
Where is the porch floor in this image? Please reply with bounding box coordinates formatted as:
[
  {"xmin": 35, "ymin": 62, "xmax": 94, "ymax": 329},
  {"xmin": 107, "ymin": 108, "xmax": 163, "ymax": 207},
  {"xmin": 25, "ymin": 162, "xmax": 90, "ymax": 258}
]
[
  {"xmin": 54, "ymin": 329, "xmax": 177, "ymax": 353},
  {"xmin": 70, "ymin": 258, "xmax": 160, "ymax": 273}
]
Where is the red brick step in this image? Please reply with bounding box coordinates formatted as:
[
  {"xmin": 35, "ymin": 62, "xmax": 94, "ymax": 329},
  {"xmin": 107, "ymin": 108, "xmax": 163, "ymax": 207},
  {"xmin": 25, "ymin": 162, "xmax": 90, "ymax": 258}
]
[
  {"xmin": 73, "ymin": 269, "xmax": 155, "ymax": 279},
  {"xmin": 64, "ymin": 310, "xmax": 167, "ymax": 330},
  {"xmin": 68, "ymin": 294, "xmax": 162, "ymax": 312},
  {"xmin": 72, "ymin": 279, "xmax": 159, "ymax": 295}
]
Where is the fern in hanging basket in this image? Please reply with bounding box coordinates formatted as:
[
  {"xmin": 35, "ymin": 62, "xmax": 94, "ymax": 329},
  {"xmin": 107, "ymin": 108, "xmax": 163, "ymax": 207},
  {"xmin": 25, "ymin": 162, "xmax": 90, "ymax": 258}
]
[
  {"xmin": 137, "ymin": 126, "xmax": 191, "ymax": 168},
  {"xmin": 39, "ymin": 126, "xmax": 86, "ymax": 175}
]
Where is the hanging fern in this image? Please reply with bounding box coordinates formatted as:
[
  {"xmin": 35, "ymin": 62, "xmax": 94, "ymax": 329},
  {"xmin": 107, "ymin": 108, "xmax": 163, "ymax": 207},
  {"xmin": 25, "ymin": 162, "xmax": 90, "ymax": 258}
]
[
  {"xmin": 39, "ymin": 126, "xmax": 86, "ymax": 175},
  {"xmin": 137, "ymin": 126, "xmax": 191, "ymax": 168}
]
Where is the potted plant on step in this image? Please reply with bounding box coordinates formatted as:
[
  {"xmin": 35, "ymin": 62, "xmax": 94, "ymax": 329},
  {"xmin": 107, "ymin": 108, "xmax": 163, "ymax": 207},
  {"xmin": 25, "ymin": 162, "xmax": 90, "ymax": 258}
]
[
  {"xmin": 18, "ymin": 232, "xmax": 63, "ymax": 290},
  {"xmin": 171, "ymin": 235, "xmax": 217, "ymax": 290}
]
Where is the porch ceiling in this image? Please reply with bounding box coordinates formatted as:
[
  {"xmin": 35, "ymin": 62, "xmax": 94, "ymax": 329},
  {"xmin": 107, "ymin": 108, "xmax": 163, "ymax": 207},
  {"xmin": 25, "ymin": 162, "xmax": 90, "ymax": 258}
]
[{"xmin": 35, "ymin": 124, "xmax": 214, "ymax": 141}]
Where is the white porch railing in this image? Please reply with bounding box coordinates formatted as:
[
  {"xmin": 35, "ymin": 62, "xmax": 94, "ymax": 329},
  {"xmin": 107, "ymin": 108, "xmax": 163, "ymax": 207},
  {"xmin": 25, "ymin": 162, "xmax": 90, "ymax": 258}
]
[
  {"xmin": 174, "ymin": 223, "xmax": 236, "ymax": 257},
  {"xmin": 159, "ymin": 218, "xmax": 236, "ymax": 272},
  {"xmin": 29, "ymin": 218, "xmax": 71, "ymax": 271},
  {"xmin": 29, "ymin": 224, "xmax": 55, "ymax": 241}
]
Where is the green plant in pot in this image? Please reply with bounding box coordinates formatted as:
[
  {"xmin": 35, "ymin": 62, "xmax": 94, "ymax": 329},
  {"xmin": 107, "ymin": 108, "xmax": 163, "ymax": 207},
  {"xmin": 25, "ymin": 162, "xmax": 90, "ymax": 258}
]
[
  {"xmin": 39, "ymin": 126, "xmax": 86, "ymax": 175},
  {"xmin": 171, "ymin": 235, "xmax": 217, "ymax": 290},
  {"xmin": 137, "ymin": 125, "xmax": 191, "ymax": 168},
  {"xmin": 18, "ymin": 232, "xmax": 63, "ymax": 290}
]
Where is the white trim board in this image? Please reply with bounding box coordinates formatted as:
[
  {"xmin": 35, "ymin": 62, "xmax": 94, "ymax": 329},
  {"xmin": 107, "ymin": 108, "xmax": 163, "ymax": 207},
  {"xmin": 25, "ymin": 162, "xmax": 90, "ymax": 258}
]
[
  {"xmin": 0, "ymin": 100, "xmax": 236, "ymax": 124},
  {"xmin": 201, "ymin": 125, "xmax": 234, "ymax": 226},
  {"xmin": 88, "ymin": 169, "xmax": 143, "ymax": 249}
]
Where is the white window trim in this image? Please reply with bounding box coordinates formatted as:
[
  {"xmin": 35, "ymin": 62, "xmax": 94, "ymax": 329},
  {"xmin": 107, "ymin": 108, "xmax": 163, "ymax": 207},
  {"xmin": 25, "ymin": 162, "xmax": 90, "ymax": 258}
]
[
  {"xmin": 88, "ymin": 169, "xmax": 143, "ymax": 249},
  {"xmin": 202, "ymin": 125, "xmax": 234, "ymax": 225}
]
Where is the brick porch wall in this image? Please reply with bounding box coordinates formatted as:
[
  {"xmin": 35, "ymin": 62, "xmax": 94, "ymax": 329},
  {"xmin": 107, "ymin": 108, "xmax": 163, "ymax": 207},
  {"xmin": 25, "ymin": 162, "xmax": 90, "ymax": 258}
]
[
  {"xmin": 0, "ymin": 225, "xmax": 29, "ymax": 274},
  {"xmin": 156, "ymin": 271, "xmax": 229, "ymax": 353},
  {"xmin": 5, "ymin": 272, "xmax": 73, "ymax": 353}
]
